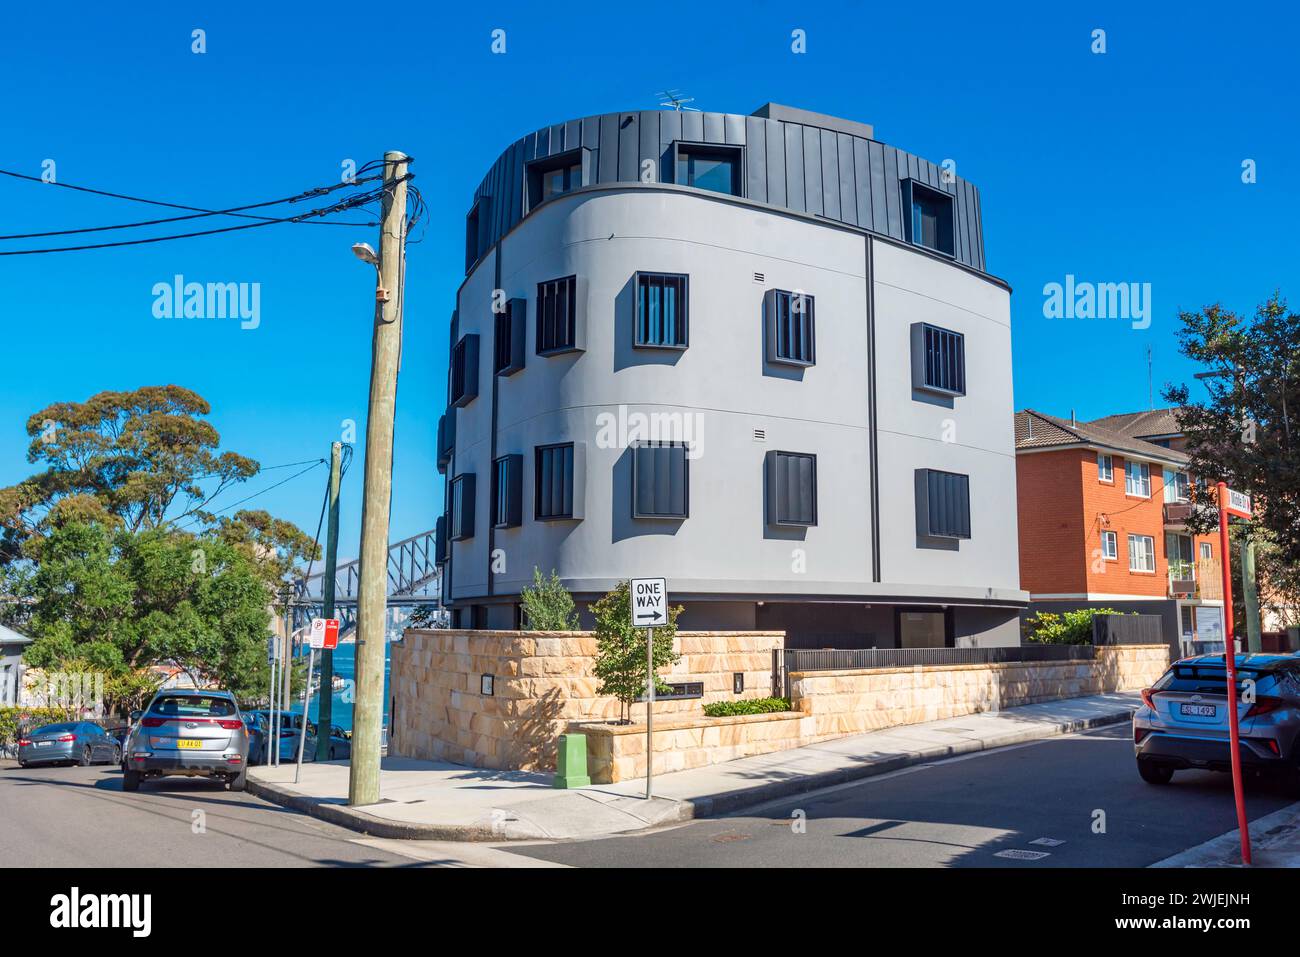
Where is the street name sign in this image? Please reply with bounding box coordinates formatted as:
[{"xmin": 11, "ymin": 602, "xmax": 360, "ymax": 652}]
[
  {"xmin": 630, "ymin": 578, "xmax": 667, "ymax": 628},
  {"xmin": 309, "ymin": 617, "xmax": 340, "ymax": 650},
  {"xmin": 1223, "ymin": 488, "xmax": 1253, "ymax": 520}
]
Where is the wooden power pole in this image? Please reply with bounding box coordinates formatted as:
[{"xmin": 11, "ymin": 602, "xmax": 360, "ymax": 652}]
[
  {"xmin": 315, "ymin": 441, "xmax": 342, "ymax": 759},
  {"xmin": 349, "ymin": 152, "xmax": 409, "ymax": 806}
]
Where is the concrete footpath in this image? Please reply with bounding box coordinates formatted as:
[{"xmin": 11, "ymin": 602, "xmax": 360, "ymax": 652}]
[
  {"xmin": 1151, "ymin": 801, "xmax": 1300, "ymax": 868},
  {"xmin": 248, "ymin": 691, "xmax": 1142, "ymax": 842}
]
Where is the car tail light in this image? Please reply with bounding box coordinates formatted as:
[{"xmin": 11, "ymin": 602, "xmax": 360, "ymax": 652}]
[
  {"xmin": 280, "ymin": 729, "xmax": 295, "ymax": 738},
  {"xmin": 54, "ymin": 734, "xmax": 75, "ymax": 742},
  {"xmin": 1244, "ymin": 696, "xmax": 1285, "ymax": 719},
  {"xmin": 141, "ymin": 717, "xmax": 165, "ymax": 728},
  {"xmin": 17, "ymin": 738, "xmax": 30, "ymax": 747},
  {"xmin": 227, "ymin": 755, "xmax": 243, "ymax": 764},
  {"xmin": 217, "ymin": 719, "xmax": 242, "ymax": 730},
  {"xmin": 1263, "ymin": 738, "xmax": 1281, "ymax": 756},
  {"xmin": 1134, "ymin": 726, "xmax": 1148, "ymax": 743},
  {"xmin": 1140, "ymin": 688, "xmax": 1158, "ymax": 711}
]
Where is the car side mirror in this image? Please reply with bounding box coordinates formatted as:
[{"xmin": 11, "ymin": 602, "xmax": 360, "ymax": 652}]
[{"xmin": 129, "ymin": 710, "xmax": 142, "ymax": 722}]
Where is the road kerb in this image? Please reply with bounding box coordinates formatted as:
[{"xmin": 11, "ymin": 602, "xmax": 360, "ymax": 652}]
[{"xmin": 246, "ymin": 705, "xmax": 1137, "ymax": 842}]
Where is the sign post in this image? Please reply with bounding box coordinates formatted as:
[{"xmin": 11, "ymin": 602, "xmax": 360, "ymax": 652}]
[
  {"xmin": 630, "ymin": 578, "xmax": 667, "ymax": 800},
  {"xmin": 1216, "ymin": 482, "xmax": 1252, "ymax": 865},
  {"xmin": 295, "ymin": 618, "xmax": 339, "ymax": 783}
]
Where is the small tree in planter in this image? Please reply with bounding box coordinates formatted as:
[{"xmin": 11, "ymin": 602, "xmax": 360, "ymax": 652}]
[
  {"xmin": 590, "ymin": 581, "xmax": 682, "ymax": 723},
  {"xmin": 519, "ymin": 568, "xmax": 579, "ymax": 630}
]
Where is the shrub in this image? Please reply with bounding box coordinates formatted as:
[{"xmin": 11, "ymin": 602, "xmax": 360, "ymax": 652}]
[
  {"xmin": 590, "ymin": 581, "xmax": 682, "ymax": 723},
  {"xmin": 520, "ymin": 568, "xmax": 579, "ymax": 630},
  {"xmin": 702, "ymin": 697, "xmax": 792, "ymax": 717},
  {"xmin": 1024, "ymin": 607, "xmax": 1126, "ymax": 645}
]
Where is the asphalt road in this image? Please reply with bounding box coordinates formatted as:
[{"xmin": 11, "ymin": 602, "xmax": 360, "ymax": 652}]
[
  {"xmin": 504, "ymin": 725, "xmax": 1300, "ymax": 868},
  {"xmin": 0, "ymin": 760, "xmax": 538, "ymax": 868}
]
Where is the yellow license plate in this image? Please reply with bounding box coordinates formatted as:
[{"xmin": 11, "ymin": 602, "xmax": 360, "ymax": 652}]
[{"xmin": 176, "ymin": 739, "xmax": 203, "ymax": 749}]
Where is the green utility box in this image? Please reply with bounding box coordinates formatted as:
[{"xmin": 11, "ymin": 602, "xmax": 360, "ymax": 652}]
[{"xmin": 553, "ymin": 733, "xmax": 591, "ymax": 788}]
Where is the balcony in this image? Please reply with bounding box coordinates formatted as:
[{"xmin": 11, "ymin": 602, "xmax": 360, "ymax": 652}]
[
  {"xmin": 1168, "ymin": 560, "xmax": 1197, "ymax": 598},
  {"xmin": 1167, "ymin": 558, "xmax": 1224, "ymax": 600}
]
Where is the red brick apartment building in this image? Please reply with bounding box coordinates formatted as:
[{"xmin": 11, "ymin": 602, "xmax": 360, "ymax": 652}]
[{"xmin": 1014, "ymin": 409, "xmax": 1224, "ymax": 657}]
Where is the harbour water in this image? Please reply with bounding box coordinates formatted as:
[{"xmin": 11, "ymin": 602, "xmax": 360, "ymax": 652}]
[{"xmin": 289, "ymin": 641, "xmax": 390, "ymax": 732}]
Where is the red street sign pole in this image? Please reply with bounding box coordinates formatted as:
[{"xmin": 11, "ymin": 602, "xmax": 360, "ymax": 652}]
[{"xmin": 1216, "ymin": 481, "xmax": 1251, "ymax": 865}]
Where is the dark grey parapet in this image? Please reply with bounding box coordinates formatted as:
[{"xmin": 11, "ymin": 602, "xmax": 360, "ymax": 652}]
[{"xmin": 465, "ymin": 104, "xmax": 986, "ymax": 276}]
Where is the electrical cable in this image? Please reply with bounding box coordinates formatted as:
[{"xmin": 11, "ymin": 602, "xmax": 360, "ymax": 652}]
[
  {"xmin": 0, "ymin": 177, "xmax": 383, "ymax": 240},
  {"xmin": 0, "ymin": 183, "xmax": 405, "ymax": 255}
]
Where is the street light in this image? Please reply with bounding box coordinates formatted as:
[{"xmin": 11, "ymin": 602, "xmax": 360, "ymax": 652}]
[{"xmin": 351, "ymin": 242, "xmax": 379, "ymax": 267}]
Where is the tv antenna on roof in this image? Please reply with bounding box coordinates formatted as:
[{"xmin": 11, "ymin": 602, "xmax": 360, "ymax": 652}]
[{"xmin": 657, "ymin": 89, "xmax": 700, "ymax": 112}]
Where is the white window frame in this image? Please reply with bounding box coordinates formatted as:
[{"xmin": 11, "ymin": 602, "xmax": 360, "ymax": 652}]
[
  {"xmin": 1128, "ymin": 533, "xmax": 1156, "ymax": 573},
  {"xmin": 1125, "ymin": 460, "xmax": 1151, "ymax": 498},
  {"xmin": 1200, "ymin": 542, "xmax": 1213, "ymax": 561},
  {"xmin": 1097, "ymin": 453, "xmax": 1113, "ymax": 483},
  {"xmin": 1101, "ymin": 530, "xmax": 1118, "ymax": 561}
]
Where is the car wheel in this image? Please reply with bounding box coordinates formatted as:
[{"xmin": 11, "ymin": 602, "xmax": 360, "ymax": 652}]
[
  {"xmin": 329, "ymin": 747, "xmax": 337, "ymax": 760},
  {"xmin": 111, "ymin": 745, "xmax": 122, "ymax": 765},
  {"xmin": 79, "ymin": 746, "xmax": 92, "ymax": 767},
  {"xmin": 1138, "ymin": 759, "xmax": 1174, "ymax": 785},
  {"xmin": 122, "ymin": 769, "xmax": 141, "ymax": 792},
  {"xmin": 227, "ymin": 767, "xmax": 248, "ymax": 792},
  {"xmin": 17, "ymin": 760, "xmax": 26, "ymax": 769}
]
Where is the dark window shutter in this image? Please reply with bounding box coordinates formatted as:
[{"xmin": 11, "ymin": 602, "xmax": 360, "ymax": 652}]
[
  {"xmin": 492, "ymin": 455, "xmax": 523, "ymax": 528},
  {"xmin": 633, "ymin": 443, "xmax": 689, "ymax": 518},
  {"xmin": 450, "ymin": 334, "xmax": 479, "ymax": 407},
  {"xmin": 451, "ymin": 473, "xmax": 476, "ymax": 540},
  {"xmin": 767, "ymin": 451, "xmax": 817, "ymax": 526},
  {"xmin": 917, "ymin": 469, "xmax": 970, "ymax": 539},
  {"xmin": 535, "ymin": 443, "xmax": 576, "ymax": 520}
]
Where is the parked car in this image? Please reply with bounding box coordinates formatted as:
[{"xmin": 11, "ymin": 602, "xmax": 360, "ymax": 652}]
[
  {"xmin": 325, "ymin": 725, "xmax": 351, "ymax": 760},
  {"xmin": 1134, "ymin": 653, "xmax": 1300, "ymax": 791},
  {"xmin": 122, "ymin": 690, "xmax": 249, "ymax": 791},
  {"xmin": 245, "ymin": 710, "xmax": 317, "ymax": 763},
  {"xmin": 18, "ymin": 721, "xmax": 121, "ymax": 768},
  {"xmin": 242, "ymin": 711, "xmax": 269, "ymax": 765}
]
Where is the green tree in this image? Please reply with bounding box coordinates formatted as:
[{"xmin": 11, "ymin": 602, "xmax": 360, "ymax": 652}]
[
  {"xmin": 12, "ymin": 520, "xmax": 281, "ymax": 700},
  {"xmin": 519, "ymin": 568, "xmax": 579, "ymax": 630},
  {"xmin": 0, "ymin": 385, "xmax": 260, "ymax": 562},
  {"xmin": 1164, "ymin": 295, "xmax": 1300, "ymax": 566},
  {"xmin": 589, "ymin": 581, "xmax": 682, "ymax": 723}
]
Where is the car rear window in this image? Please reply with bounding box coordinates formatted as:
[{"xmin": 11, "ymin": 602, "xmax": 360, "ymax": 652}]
[
  {"xmin": 34, "ymin": 722, "xmax": 78, "ymax": 734},
  {"xmin": 1156, "ymin": 665, "xmax": 1280, "ymax": 696},
  {"xmin": 150, "ymin": 695, "xmax": 237, "ymax": 717}
]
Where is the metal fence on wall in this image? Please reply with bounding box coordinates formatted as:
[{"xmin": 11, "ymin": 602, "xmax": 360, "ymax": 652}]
[{"xmin": 771, "ymin": 644, "xmax": 1097, "ymax": 700}]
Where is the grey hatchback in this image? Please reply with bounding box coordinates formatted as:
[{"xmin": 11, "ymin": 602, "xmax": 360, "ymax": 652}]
[
  {"xmin": 123, "ymin": 690, "xmax": 249, "ymax": 791},
  {"xmin": 18, "ymin": 721, "xmax": 121, "ymax": 768},
  {"xmin": 1134, "ymin": 653, "xmax": 1300, "ymax": 790}
]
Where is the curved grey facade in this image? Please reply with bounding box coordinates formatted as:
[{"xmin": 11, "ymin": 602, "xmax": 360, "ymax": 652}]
[{"xmin": 438, "ymin": 103, "xmax": 1028, "ymax": 648}]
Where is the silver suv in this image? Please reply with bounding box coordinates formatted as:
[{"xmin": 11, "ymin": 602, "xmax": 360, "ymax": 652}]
[
  {"xmin": 123, "ymin": 690, "xmax": 250, "ymax": 792},
  {"xmin": 1134, "ymin": 653, "xmax": 1300, "ymax": 791}
]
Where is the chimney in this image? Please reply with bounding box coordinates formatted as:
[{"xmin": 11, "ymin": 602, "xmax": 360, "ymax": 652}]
[
  {"xmin": 1071, "ymin": 409, "xmax": 1077, "ymax": 427},
  {"xmin": 1026, "ymin": 414, "xmax": 1033, "ymax": 439}
]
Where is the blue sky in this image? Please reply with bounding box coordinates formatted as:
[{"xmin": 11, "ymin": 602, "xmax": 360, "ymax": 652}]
[{"xmin": 1, "ymin": 1, "xmax": 1295, "ymax": 556}]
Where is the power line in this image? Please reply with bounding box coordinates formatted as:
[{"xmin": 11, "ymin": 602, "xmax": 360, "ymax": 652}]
[
  {"xmin": 0, "ymin": 163, "xmax": 388, "ymax": 226},
  {"xmin": 0, "ymin": 176, "xmax": 382, "ymax": 240},
  {"xmin": 174, "ymin": 460, "xmax": 325, "ymax": 532},
  {"xmin": 0, "ymin": 181, "xmax": 404, "ymax": 256}
]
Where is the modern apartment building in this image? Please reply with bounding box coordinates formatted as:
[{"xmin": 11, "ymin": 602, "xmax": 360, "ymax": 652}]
[
  {"xmin": 1014, "ymin": 409, "xmax": 1224, "ymax": 657},
  {"xmin": 436, "ymin": 103, "xmax": 1027, "ymax": 647}
]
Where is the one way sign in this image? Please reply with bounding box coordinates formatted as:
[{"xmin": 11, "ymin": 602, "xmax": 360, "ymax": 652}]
[{"xmin": 630, "ymin": 578, "xmax": 667, "ymax": 628}]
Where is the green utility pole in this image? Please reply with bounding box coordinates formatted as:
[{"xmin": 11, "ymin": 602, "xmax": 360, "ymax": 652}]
[
  {"xmin": 315, "ymin": 441, "xmax": 342, "ymax": 760},
  {"xmin": 1242, "ymin": 541, "xmax": 1262, "ymax": 652},
  {"xmin": 349, "ymin": 151, "xmax": 409, "ymax": 807}
]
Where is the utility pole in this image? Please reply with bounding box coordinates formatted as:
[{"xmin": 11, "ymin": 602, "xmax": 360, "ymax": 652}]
[
  {"xmin": 349, "ymin": 151, "xmax": 410, "ymax": 807},
  {"xmin": 315, "ymin": 442, "xmax": 342, "ymax": 760}
]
